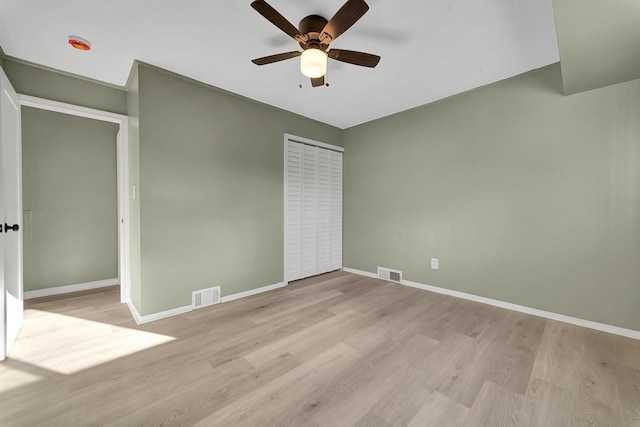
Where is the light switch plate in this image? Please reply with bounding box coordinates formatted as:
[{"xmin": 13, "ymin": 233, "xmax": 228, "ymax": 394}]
[
  {"xmin": 22, "ymin": 210, "xmax": 32, "ymax": 240},
  {"xmin": 431, "ymin": 258, "xmax": 439, "ymax": 270}
]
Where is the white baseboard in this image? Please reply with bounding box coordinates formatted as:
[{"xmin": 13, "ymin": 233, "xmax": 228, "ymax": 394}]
[
  {"xmin": 127, "ymin": 300, "xmax": 192, "ymax": 325},
  {"xmin": 221, "ymin": 281, "xmax": 287, "ymax": 303},
  {"xmin": 343, "ymin": 267, "xmax": 640, "ymax": 341},
  {"xmin": 342, "ymin": 267, "xmax": 377, "ymax": 279},
  {"xmin": 127, "ymin": 301, "xmax": 143, "ymax": 324},
  {"xmin": 125, "ymin": 281, "xmax": 287, "ymax": 325},
  {"xmin": 24, "ymin": 278, "xmax": 119, "ymax": 299}
]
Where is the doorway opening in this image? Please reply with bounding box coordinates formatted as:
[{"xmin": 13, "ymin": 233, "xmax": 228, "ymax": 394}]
[{"xmin": 19, "ymin": 95, "xmax": 130, "ymax": 304}]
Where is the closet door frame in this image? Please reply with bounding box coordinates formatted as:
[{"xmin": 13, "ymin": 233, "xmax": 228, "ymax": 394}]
[{"xmin": 284, "ymin": 134, "xmax": 343, "ymax": 284}]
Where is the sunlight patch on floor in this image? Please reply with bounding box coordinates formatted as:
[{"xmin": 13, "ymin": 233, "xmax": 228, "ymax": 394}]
[
  {"xmin": 0, "ymin": 365, "xmax": 41, "ymax": 393},
  {"xmin": 8, "ymin": 309, "xmax": 175, "ymax": 375}
]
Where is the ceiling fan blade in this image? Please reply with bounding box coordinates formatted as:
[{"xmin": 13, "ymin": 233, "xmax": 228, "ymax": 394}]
[
  {"xmin": 320, "ymin": 0, "xmax": 369, "ymax": 44},
  {"xmin": 251, "ymin": 0, "xmax": 301, "ymax": 39},
  {"xmin": 311, "ymin": 76, "xmax": 325, "ymax": 87},
  {"xmin": 328, "ymin": 49, "xmax": 380, "ymax": 67},
  {"xmin": 252, "ymin": 51, "xmax": 301, "ymax": 65}
]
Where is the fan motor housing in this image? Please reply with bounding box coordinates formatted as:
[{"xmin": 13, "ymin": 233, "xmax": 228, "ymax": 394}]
[
  {"xmin": 299, "ymin": 15, "xmax": 328, "ymax": 35},
  {"xmin": 298, "ymin": 14, "xmax": 330, "ymax": 49}
]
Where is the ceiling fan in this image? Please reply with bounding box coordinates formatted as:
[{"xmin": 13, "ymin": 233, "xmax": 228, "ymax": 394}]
[{"xmin": 251, "ymin": 0, "xmax": 381, "ymax": 87}]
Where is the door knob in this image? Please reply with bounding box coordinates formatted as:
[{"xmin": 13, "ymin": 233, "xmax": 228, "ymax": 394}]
[{"xmin": 4, "ymin": 223, "xmax": 19, "ymax": 232}]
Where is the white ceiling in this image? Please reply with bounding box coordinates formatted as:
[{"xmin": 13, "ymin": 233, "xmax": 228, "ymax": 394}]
[{"xmin": 0, "ymin": 0, "xmax": 560, "ymax": 129}]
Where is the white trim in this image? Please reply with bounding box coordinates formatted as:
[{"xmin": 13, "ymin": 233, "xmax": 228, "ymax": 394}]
[
  {"xmin": 116, "ymin": 123, "xmax": 130, "ymax": 303},
  {"xmin": 19, "ymin": 95, "xmax": 131, "ymax": 305},
  {"xmin": 344, "ymin": 267, "xmax": 640, "ymax": 341},
  {"xmin": 126, "ymin": 300, "xmax": 192, "ymax": 325},
  {"xmin": 221, "ymin": 282, "xmax": 287, "ymax": 303},
  {"xmin": 342, "ymin": 267, "xmax": 377, "ymax": 279},
  {"xmin": 23, "ymin": 278, "xmax": 119, "ymax": 299},
  {"xmin": 283, "ymin": 136, "xmax": 289, "ymax": 284},
  {"xmin": 126, "ymin": 301, "xmax": 143, "ymax": 325},
  {"xmin": 126, "ymin": 281, "xmax": 287, "ymax": 325},
  {"xmin": 284, "ymin": 133, "xmax": 344, "ymax": 153},
  {"xmin": 19, "ymin": 95, "xmax": 126, "ymax": 124}
]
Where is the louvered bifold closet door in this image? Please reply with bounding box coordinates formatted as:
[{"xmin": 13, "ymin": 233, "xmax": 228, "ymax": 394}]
[
  {"xmin": 301, "ymin": 144, "xmax": 318, "ymax": 279},
  {"xmin": 316, "ymin": 148, "xmax": 331, "ymax": 274},
  {"xmin": 286, "ymin": 141, "xmax": 303, "ymax": 281},
  {"xmin": 286, "ymin": 139, "xmax": 343, "ymax": 282},
  {"xmin": 329, "ymin": 150, "xmax": 343, "ymax": 271}
]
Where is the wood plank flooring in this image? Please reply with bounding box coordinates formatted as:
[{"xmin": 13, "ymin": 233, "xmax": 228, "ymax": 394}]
[{"xmin": 1, "ymin": 271, "xmax": 639, "ymax": 426}]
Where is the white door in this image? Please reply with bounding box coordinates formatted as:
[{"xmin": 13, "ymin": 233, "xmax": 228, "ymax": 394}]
[
  {"xmin": 285, "ymin": 136, "xmax": 343, "ymax": 282},
  {"xmin": 0, "ymin": 98, "xmax": 5, "ymax": 360},
  {"xmin": 0, "ymin": 66, "xmax": 23, "ymax": 360},
  {"xmin": 329, "ymin": 150, "xmax": 342, "ymax": 271},
  {"xmin": 301, "ymin": 144, "xmax": 318, "ymax": 279},
  {"xmin": 285, "ymin": 141, "xmax": 303, "ymax": 281},
  {"xmin": 316, "ymin": 148, "xmax": 330, "ymax": 274}
]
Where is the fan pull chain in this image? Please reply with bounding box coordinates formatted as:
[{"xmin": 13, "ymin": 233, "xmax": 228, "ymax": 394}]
[
  {"xmin": 325, "ymin": 65, "xmax": 330, "ymax": 87},
  {"xmin": 299, "ymin": 72, "xmax": 303, "ymax": 88}
]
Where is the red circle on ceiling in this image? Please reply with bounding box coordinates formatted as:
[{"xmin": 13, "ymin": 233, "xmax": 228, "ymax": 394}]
[{"xmin": 69, "ymin": 39, "xmax": 91, "ymax": 51}]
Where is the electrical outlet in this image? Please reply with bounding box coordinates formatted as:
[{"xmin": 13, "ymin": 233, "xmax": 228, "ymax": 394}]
[{"xmin": 431, "ymin": 258, "xmax": 439, "ymax": 270}]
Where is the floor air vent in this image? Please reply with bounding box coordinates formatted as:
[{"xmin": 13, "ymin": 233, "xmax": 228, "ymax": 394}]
[
  {"xmin": 378, "ymin": 267, "xmax": 403, "ymax": 283},
  {"xmin": 192, "ymin": 286, "xmax": 221, "ymax": 309}
]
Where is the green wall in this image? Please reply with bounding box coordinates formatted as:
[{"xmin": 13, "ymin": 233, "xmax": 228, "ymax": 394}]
[
  {"xmin": 553, "ymin": 0, "xmax": 640, "ymax": 95},
  {"xmin": 22, "ymin": 107, "xmax": 119, "ymax": 290},
  {"xmin": 2, "ymin": 57, "xmax": 126, "ymax": 115},
  {"xmin": 134, "ymin": 64, "xmax": 342, "ymax": 315},
  {"xmin": 343, "ymin": 64, "xmax": 640, "ymax": 331}
]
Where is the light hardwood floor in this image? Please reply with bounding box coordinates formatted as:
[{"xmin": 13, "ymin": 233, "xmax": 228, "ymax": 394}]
[{"xmin": 1, "ymin": 271, "xmax": 639, "ymax": 426}]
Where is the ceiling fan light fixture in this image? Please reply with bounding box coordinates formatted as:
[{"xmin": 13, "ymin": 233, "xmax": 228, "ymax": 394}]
[
  {"xmin": 300, "ymin": 48, "xmax": 327, "ymax": 78},
  {"xmin": 250, "ymin": 0, "xmax": 379, "ymax": 86}
]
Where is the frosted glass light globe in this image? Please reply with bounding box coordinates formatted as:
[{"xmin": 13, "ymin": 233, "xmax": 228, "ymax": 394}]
[{"xmin": 300, "ymin": 48, "xmax": 328, "ymax": 78}]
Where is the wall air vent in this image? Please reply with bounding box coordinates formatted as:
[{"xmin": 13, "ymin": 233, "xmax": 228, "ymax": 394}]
[
  {"xmin": 192, "ymin": 286, "xmax": 221, "ymax": 309},
  {"xmin": 377, "ymin": 267, "xmax": 403, "ymax": 283}
]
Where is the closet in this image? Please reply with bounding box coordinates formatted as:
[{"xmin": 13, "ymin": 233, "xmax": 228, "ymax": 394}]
[{"xmin": 285, "ymin": 136, "xmax": 342, "ymax": 282}]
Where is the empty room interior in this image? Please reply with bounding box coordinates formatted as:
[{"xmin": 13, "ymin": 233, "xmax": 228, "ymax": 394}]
[{"xmin": 0, "ymin": 0, "xmax": 639, "ymax": 425}]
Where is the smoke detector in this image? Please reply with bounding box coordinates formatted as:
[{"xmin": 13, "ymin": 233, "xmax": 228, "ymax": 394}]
[{"xmin": 68, "ymin": 35, "xmax": 91, "ymax": 51}]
